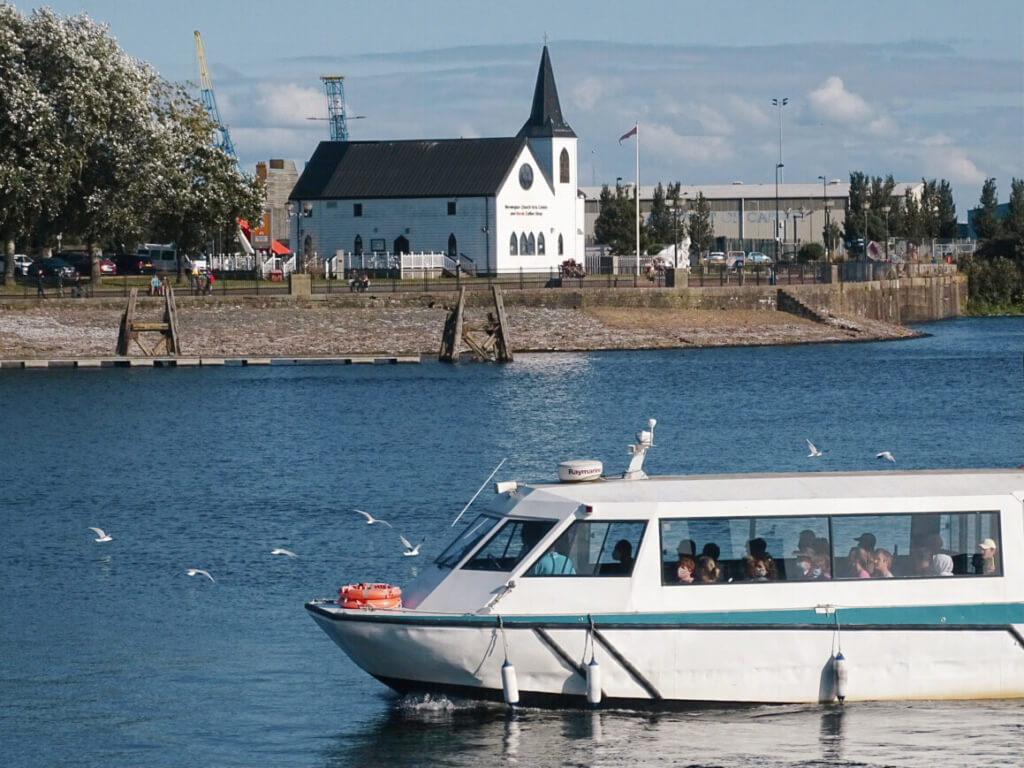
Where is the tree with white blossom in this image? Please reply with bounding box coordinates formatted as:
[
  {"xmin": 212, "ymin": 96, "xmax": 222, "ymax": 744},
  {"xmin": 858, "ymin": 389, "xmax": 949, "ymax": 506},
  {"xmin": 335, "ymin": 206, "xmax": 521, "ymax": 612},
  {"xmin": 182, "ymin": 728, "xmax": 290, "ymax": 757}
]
[{"xmin": 0, "ymin": 8, "xmax": 262, "ymax": 285}]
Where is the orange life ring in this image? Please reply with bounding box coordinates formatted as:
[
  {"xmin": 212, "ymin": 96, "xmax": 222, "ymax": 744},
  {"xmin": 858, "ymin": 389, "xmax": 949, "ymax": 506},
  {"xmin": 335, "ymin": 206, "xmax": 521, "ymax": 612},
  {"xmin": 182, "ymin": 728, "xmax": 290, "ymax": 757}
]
[
  {"xmin": 339, "ymin": 596, "xmax": 402, "ymax": 610},
  {"xmin": 337, "ymin": 583, "xmax": 402, "ymax": 609}
]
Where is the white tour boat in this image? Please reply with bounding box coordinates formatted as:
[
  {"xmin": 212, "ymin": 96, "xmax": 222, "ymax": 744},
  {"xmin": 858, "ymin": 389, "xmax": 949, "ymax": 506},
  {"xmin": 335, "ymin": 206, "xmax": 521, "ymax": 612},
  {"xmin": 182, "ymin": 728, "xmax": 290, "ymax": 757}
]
[{"xmin": 307, "ymin": 421, "xmax": 1024, "ymax": 706}]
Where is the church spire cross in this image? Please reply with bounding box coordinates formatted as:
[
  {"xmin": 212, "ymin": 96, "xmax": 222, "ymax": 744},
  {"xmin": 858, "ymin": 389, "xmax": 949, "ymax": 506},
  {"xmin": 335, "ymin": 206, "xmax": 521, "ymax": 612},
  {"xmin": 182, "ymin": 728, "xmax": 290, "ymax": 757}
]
[{"xmin": 516, "ymin": 45, "xmax": 576, "ymax": 139}]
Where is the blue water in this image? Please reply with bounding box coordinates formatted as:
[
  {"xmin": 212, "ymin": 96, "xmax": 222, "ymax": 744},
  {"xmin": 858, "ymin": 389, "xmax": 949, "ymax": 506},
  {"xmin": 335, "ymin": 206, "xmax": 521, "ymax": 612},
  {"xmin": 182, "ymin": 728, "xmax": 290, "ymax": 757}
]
[{"xmin": 1, "ymin": 317, "xmax": 1022, "ymax": 767}]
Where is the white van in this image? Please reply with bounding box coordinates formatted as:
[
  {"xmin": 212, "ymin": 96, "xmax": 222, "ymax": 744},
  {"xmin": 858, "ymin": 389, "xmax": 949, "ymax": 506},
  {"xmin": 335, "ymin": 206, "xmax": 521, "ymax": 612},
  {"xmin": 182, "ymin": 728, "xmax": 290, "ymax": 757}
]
[{"xmin": 138, "ymin": 244, "xmax": 178, "ymax": 273}]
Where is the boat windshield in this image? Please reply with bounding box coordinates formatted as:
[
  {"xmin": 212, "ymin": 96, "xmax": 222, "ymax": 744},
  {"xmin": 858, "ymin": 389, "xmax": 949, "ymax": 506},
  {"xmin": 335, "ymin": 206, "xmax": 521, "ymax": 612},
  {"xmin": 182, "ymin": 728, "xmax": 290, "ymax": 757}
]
[
  {"xmin": 435, "ymin": 515, "xmax": 503, "ymax": 569},
  {"xmin": 461, "ymin": 519, "xmax": 557, "ymax": 571}
]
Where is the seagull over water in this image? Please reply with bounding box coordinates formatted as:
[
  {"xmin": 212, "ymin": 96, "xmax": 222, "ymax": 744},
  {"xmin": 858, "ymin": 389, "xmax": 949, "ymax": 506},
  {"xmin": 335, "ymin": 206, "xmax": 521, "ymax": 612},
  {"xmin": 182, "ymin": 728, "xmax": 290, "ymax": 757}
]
[
  {"xmin": 186, "ymin": 568, "xmax": 215, "ymax": 582},
  {"xmin": 400, "ymin": 535, "xmax": 425, "ymax": 557},
  {"xmin": 355, "ymin": 509, "xmax": 392, "ymax": 528},
  {"xmin": 806, "ymin": 439, "xmax": 823, "ymax": 458},
  {"xmin": 88, "ymin": 527, "xmax": 113, "ymax": 543},
  {"xmin": 876, "ymin": 451, "xmax": 896, "ymax": 462},
  {"xmin": 270, "ymin": 548, "xmax": 297, "ymax": 558}
]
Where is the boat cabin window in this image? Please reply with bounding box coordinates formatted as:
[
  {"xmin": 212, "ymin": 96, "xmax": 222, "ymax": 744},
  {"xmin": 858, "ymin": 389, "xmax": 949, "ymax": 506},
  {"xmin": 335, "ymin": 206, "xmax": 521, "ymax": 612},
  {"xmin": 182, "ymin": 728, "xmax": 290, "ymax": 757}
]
[
  {"xmin": 659, "ymin": 511, "xmax": 1001, "ymax": 585},
  {"xmin": 525, "ymin": 520, "xmax": 647, "ymax": 577},
  {"xmin": 461, "ymin": 519, "xmax": 557, "ymax": 571},
  {"xmin": 435, "ymin": 515, "xmax": 503, "ymax": 569}
]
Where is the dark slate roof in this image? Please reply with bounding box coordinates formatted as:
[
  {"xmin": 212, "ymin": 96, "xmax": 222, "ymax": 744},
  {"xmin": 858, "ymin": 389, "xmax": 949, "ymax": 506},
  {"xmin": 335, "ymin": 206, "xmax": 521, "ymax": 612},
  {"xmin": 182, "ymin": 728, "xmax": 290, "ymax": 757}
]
[
  {"xmin": 289, "ymin": 138, "xmax": 527, "ymax": 200},
  {"xmin": 517, "ymin": 46, "xmax": 575, "ymax": 139}
]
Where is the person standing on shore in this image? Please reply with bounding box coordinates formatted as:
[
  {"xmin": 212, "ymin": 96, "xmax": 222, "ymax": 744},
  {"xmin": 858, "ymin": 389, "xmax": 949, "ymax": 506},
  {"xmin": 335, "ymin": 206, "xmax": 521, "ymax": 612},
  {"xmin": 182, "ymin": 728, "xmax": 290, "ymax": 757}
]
[{"xmin": 35, "ymin": 268, "xmax": 45, "ymax": 298}]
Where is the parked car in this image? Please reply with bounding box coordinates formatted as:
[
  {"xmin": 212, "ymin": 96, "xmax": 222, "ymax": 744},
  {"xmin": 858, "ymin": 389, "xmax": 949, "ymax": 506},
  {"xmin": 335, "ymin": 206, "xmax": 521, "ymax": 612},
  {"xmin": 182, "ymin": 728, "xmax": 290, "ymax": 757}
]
[
  {"xmin": 57, "ymin": 252, "xmax": 118, "ymax": 276},
  {"xmin": 30, "ymin": 256, "xmax": 78, "ymax": 282},
  {"xmin": 114, "ymin": 252, "xmax": 155, "ymax": 275},
  {"xmin": 707, "ymin": 252, "xmax": 727, "ymax": 266},
  {"xmin": 747, "ymin": 252, "xmax": 772, "ymax": 265},
  {"xmin": 1, "ymin": 255, "xmax": 34, "ymax": 275}
]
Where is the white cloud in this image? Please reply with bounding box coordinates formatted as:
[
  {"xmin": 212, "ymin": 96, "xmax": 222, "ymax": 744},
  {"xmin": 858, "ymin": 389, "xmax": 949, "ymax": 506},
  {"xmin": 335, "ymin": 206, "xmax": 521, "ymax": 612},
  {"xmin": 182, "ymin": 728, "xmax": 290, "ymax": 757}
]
[
  {"xmin": 642, "ymin": 122, "xmax": 733, "ymax": 164},
  {"xmin": 571, "ymin": 76, "xmax": 603, "ymax": 112},
  {"xmin": 867, "ymin": 116, "xmax": 895, "ymax": 135},
  {"xmin": 693, "ymin": 104, "xmax": 733, "ymax": 136},
  {"xmin": 915, "ymin": 135, "xmax": 985, "ymax": 184},
  {"xmin": 247, "ymin": 83, "xmax": 326, "ymax": 128},
  {"xmin": 724, "ymin": 96, "xmax": 772, "ymax": 129},
  {"xmin": 807, "ymin": 76, "xmax": 872, "ymax": 123}
]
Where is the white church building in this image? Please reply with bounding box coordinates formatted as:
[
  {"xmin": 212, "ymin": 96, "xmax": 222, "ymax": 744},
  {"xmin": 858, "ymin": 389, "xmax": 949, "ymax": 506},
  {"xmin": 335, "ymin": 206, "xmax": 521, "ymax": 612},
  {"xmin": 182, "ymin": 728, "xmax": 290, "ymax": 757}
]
[{"xmin": 288, "ymin": 46, "xmax": 583, "ymax": 276}]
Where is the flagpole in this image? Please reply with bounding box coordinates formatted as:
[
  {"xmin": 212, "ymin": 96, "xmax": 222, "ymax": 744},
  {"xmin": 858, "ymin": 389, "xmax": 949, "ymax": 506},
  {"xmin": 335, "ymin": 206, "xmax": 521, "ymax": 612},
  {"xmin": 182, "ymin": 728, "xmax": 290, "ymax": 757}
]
[{"xmin": 635, "ymin": 122, "xmax": 640, "ymax": 276}]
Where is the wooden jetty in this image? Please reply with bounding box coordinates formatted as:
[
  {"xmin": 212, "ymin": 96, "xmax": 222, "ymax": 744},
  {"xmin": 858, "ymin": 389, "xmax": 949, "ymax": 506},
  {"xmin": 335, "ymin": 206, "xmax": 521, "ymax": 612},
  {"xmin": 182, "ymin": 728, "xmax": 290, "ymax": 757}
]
[
  {"xmin": 116, "ymin": 287, "xmax": 181, "ymax": 356},
  {"xmin": 438, "ymin": 285, "xmax": 513, "ymax": 363}
]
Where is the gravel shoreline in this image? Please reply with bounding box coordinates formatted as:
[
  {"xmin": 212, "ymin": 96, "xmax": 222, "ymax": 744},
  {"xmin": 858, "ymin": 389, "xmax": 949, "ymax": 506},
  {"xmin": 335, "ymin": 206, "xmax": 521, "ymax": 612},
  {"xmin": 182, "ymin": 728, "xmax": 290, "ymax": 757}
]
[{"xmin": 0, "ymin": 297, "xmax": 920, "ymax": 359}]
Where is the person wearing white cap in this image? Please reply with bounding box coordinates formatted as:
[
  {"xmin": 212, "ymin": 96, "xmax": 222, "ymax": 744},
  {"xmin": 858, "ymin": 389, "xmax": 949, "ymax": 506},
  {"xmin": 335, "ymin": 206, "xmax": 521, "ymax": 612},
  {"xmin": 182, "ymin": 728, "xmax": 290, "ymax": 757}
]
[{"xmin": 977, "ymin": 538, "xmax": 998, "ymax": 575}]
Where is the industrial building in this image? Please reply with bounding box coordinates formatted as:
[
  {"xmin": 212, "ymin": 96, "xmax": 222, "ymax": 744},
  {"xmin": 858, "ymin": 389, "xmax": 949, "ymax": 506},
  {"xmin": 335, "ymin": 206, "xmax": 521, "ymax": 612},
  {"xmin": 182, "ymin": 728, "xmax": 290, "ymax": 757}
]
[{"xmin": 580, "ymin": 181, "xmax": 924, "ymax": 256}]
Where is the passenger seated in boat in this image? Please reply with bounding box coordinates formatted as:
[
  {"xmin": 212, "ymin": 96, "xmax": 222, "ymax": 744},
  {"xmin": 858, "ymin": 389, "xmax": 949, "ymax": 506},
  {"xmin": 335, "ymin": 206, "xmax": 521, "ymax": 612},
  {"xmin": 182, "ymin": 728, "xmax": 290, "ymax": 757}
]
[
  {"xmin": 873, "ymin": 548, "xmax": 895, "ymax": 578},
  {"xmin": 676, "ymin": 554, "xmax": 696, "ymax": 584},
  {"xmin": 677, "ymin": 539, "xmax": 697, "ymax": 558},
  {"xmin": 846, "ymin": 546, "xmax": 874, "ymax": 578},
  {"xmin": 977, "ymin": 538, "xmax": 998, "ymax": 574},
  {"xmin": 910, "ymin": 548, "xmax": 933, "ymax": 575},
  {"xmin": 744, "ymin": 557, "xmax": 771, "ymax": 581},
  {"xmin": 525, "ymin": 527, "xmax": 576, "ymax": 575},
  {"xmin": 700, "ymin": 542, "xmax": 720, "ymax": 561},
  {"xmin": 603, "ymin": 539, "xmax": 633, "ymax": 575},
  {"xmin": 797, "ymin": 529, "xmax": 816, "ymax": 554},
  {"xmin": 695, "ymin": 555, "xmax": 720, "ymax": 584},
  {"xmin": 744, "ymin": 538, "xmax": 778, "ymax": 581},
  {"xmin": 931, "ymin": 553, "xmax": 954, "ymax": 576},
  {"xmin": 794, "ymin": 550, "xmax": 814, "ymax": 579}
]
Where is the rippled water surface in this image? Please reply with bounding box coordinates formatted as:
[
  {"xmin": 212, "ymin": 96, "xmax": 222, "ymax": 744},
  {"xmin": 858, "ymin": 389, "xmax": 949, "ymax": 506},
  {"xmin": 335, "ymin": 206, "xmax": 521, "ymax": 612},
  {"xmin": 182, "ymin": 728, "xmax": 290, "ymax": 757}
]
[{"xmin": 1, "ymin": 317, "xmax": 1022, "ymax": 767}]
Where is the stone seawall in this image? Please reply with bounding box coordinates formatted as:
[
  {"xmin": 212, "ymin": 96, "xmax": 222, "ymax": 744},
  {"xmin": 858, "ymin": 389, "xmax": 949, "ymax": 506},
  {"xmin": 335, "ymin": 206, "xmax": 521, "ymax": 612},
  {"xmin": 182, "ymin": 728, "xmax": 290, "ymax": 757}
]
[{"xmin": 0, "ymin": 275, "xmax": 959, "ymax": 359}]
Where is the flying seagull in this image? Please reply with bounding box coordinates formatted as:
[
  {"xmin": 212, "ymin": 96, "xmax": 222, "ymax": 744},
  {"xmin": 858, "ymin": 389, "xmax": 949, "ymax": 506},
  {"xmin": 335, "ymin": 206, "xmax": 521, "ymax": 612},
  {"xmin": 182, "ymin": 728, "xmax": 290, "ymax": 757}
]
[
  {"xmin": 186, "ymin": 568, "xmax": 215, "ymax": 582},
  {"xmin": 400, "ymin": 535, "xmax": 425, "ymax": 557},
  {"xmin": 876, "ymin": 451, "xmax": 896, "ymax": 462},
  {"xmin": 88, "ymin": 527, "xmax": 113, "ymax": 543},
  {"xmin": 355, "ymin": 509, "xmax": 392, "ymax": 528},
  {"xmin": 806, "ymin": 439, "xmax": 822, "ymax": 458},
  {"xmin": 270, "ymin": 548, "xmax": 297, "ymax": 558}
]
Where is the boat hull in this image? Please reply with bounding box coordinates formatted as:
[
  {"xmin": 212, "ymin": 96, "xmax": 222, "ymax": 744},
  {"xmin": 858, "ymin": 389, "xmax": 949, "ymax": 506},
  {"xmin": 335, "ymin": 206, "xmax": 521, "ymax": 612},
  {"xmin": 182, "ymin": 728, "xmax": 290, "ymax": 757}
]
[{"xmin": 306, "ymin": 603, "xmax": 1024, "ymax": 705}]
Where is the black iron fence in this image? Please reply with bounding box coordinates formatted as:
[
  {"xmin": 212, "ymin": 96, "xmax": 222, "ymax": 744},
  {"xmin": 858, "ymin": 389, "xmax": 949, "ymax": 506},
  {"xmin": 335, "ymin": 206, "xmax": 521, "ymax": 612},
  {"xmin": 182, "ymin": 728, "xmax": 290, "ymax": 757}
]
[{"xmin": 0, "ymin": 260, "xmax": 961, "ymax": 301}]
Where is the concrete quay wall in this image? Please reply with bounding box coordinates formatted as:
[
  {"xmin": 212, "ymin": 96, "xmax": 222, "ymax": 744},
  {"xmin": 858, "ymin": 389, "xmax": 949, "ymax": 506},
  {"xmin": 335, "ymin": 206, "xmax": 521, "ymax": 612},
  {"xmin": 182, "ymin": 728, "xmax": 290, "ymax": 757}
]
[{"xmin": 475, "ymin": 273, "xmax": 966, "ymax": 324}]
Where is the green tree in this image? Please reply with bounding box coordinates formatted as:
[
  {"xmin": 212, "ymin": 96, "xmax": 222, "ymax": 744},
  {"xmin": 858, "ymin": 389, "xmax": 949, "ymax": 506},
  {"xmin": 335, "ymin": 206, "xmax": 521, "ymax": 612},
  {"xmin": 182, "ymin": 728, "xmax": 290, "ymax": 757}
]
[
  {"xmin": 974, "ymin": 178, "xmax": 1001, "ymax": 241},
  {"xmin": 798, "ymin": 242, "xmax": 824, "ymax": 262},
  {"xmin": 0, "ymin": 6, "xmax": 263, "ymax": 283},
  {"xmin": 647, "ymin": 182, "xmax": 670, "ymax": 248},
  {"xmin": 1004, "ymin": 178, "xmax": 1024, "ymax": 243},
  {"xmin": 687, "ymin": 192, "xmax": 713, "ymax": 254},
  {"xmin": 593, "ymin": 182, "xmax": 648, "ymax": 256}
]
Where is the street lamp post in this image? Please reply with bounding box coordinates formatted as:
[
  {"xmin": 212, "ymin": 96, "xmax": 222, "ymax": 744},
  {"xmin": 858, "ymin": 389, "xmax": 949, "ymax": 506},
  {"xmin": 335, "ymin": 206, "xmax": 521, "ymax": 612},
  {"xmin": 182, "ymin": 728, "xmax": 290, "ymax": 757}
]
[
  {"xmin": 818, "ymin": 175, "xmax": 830, "ymax": 261},
  {"xmin": 861, "ymin": 201, "xmax": 870, "ymax": 259},
  {"xmin": 775, "ymin": 163, "xmax": 784, "ymax": 262},
  {"xmin": 771, "ymin": 97, "xmax": 788, "ymax": 172},
  {"xmin": 882, "ymin": 205, "xmax": 891, "ymax": 261}
]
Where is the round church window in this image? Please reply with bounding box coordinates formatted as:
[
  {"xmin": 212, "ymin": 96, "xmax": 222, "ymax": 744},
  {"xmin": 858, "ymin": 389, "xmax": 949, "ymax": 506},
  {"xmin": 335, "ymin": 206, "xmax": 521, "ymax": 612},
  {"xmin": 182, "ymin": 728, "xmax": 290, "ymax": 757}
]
[{"xmin": 518, "ymin": 163, "xmax": 533, "ymax": 190}]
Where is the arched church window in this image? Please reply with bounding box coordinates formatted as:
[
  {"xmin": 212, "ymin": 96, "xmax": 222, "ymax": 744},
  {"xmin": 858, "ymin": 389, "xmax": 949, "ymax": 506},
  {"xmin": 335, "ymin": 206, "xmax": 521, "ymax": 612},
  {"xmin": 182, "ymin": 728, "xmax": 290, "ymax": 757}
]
[
  {"xmin": 510, "ymin": 233, "xmax": 518, "ymax": 255},
  {"xmin": 559, "ymin": 148, "xmax": 570, "ymax": 184},
  {"xmin": 537, "ymin": 233, "xmax": 546, "ymax": 255},
  {"xmin": 354, "ymin": 235, "xmax": 363, "ymax": 255},
  {"xmin": 558, "ymin": 234, "xmax": 564, "ymax": 256},
  {"xmin": 448, "ymin": 233, "xmax": 457, "ymax": 259},
  {"xmin": 520, "ymin": 233, "xmax": 528, "ymax": 255},
  {"xmin": 526, "ymin": 233, "xmax": 536, "ymax": 255}
]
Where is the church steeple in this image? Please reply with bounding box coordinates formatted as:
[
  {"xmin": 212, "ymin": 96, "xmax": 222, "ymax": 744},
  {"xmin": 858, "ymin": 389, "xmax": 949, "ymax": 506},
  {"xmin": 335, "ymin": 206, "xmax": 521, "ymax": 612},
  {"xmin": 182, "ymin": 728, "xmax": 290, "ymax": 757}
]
[{"xmin": 517, "ymin": 46, "xmax": 576, "ymax": 139}]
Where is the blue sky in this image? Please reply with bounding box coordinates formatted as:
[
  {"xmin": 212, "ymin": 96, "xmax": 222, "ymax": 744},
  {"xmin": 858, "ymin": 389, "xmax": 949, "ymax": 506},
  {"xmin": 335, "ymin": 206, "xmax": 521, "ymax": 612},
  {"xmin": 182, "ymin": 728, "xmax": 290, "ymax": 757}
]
[{"xmin": 26, "ymin": 0, "xmax": 1024, "ymax": 216}]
